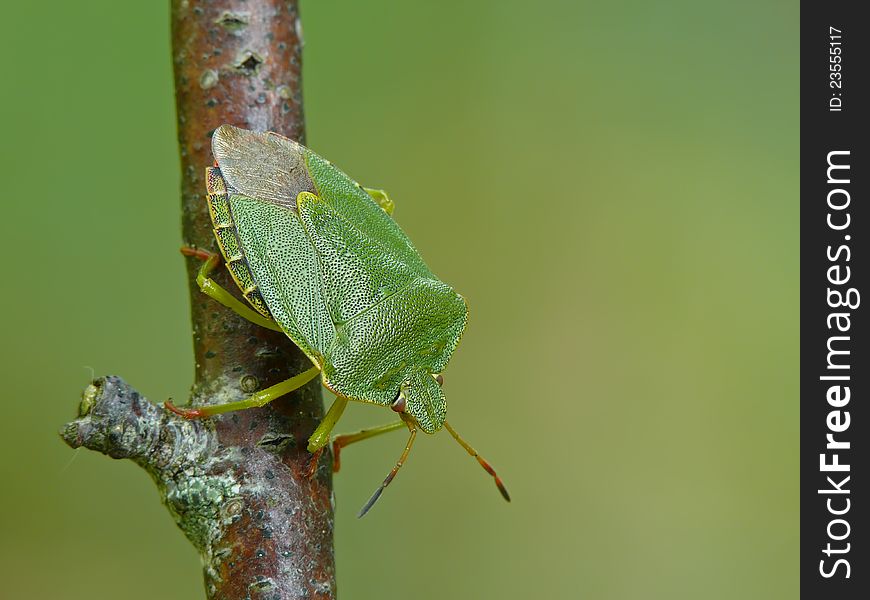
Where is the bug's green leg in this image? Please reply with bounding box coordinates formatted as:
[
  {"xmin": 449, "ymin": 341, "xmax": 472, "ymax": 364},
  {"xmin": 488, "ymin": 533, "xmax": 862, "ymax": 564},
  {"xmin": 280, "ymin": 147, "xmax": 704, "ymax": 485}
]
[
  {"xmin": 330, "ymin": 421, "xmax": 406, "ymax": 473},
  {"xmin": 362, "ymin": 187, "xmax": 394, "ymax": 215},
  {"xmin": 306, "ymin": 396, "xmax": 349, "ymax": 453},
  {"xmin": 181, "ymin": 246, "xmax": 282, "ymax": 332},
  {"xmin": 444, "ymin": 421, "xmax": 511, "ymax": 502},
  {"xmin": 165, "ymin": 365, "xmax": 321, "ymax": 418},
  {"xmin": 304, "ymin": 396, "xmax": 349, "ymax": 478}
]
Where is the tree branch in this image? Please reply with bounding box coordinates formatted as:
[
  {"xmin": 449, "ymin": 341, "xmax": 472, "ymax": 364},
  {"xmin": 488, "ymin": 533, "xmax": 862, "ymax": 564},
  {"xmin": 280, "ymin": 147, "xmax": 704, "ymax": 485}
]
[{"xmin": 61, "ymin": 2, "xmax": 336, "ymax": 598}]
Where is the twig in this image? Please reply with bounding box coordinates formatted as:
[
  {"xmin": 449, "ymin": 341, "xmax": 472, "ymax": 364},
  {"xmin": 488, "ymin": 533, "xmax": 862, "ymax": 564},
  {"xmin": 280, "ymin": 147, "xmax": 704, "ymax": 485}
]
[{"xmin": 61, "ymin": 2, "xmax": 336, "ymax": 598}]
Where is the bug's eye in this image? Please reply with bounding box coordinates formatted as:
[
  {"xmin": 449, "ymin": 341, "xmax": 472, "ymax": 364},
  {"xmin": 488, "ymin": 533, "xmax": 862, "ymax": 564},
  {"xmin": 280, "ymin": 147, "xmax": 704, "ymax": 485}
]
[
  {"xmin": 435, "ymin": 374, "xmax": 444, "ymax": 387},
  {"xmin": 391, "ymin": 390, "xmax": 406, "ymax": 413}
]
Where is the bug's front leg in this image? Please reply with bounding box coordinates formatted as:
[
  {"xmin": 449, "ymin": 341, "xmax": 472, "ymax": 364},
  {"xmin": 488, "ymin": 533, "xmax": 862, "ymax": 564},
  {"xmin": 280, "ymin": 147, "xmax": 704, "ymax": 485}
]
[{"xmin": 181, "ymin": 246, "xmax": 282, "ymax": 332}]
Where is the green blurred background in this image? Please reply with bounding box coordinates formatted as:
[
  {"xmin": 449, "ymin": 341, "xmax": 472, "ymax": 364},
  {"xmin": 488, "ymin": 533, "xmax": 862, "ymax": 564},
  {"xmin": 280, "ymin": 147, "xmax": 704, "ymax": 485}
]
[{"xmin": 0, "ymin": 1, "xmax": 797, "ymax": 598}]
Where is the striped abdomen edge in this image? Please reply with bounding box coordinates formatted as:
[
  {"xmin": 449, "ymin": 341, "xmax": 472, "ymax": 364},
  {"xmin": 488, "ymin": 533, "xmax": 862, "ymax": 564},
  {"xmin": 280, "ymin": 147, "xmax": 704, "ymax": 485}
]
[{"xmin": 205, "ymin": 166, "xmax": 273, "ymax": 319}]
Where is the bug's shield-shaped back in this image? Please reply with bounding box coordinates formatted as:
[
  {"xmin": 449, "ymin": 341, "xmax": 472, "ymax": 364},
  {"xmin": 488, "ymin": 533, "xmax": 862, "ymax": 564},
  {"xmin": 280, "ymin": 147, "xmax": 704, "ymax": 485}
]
[
  {"xmin": 212, "ymin": 125, "xmax": 315, "ymax": 211},
  {"xmin": 212, "ymin": 125, "xmax": 468, "ymax": 434}
]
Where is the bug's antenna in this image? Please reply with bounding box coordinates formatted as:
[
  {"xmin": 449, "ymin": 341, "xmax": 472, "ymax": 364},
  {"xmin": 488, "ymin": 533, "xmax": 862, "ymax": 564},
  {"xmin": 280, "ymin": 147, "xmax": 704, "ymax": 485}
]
[
  {"xmin": 357, "ymin": 425, "xmax": 418, "ymax": 518},
  {"xmin": 444, "ymin": 421, "xmax": 511, "ymax": 502}
]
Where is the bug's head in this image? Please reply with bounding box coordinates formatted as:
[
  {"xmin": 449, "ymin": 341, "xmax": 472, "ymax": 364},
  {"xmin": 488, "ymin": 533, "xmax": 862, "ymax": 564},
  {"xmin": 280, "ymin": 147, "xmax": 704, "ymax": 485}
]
[{"xmin": 390, "ymin": 371, "xmax": 446, "ymax": 434}]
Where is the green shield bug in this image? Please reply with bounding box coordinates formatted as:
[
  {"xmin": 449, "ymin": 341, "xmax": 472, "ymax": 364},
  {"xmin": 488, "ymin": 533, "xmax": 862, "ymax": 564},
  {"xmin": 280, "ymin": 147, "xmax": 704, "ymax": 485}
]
[{"xmin": 167, "ymin": 125, "xmax": 509, "ymax": 516}]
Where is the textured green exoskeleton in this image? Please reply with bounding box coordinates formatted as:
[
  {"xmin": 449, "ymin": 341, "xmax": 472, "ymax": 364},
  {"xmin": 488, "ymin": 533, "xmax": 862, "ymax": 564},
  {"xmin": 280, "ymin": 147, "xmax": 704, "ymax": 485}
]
[{"xmin": 168, "ymin": 125, "xmax": 508, "ymax": 515}]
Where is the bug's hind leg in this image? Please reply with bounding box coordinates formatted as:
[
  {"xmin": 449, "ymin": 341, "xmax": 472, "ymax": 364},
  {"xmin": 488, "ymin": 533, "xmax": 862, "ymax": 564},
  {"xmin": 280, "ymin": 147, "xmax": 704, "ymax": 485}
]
[
  {"xmin": 363, "ymin": 188, "xmax": 394, "ymax": 215},
  {"xmin": 165, "ymin": 365, "xmax": 321, "ymax": 418},
  {"xmin": 181, "ymin": 246, "xmax": 282, "ymax": 332}
]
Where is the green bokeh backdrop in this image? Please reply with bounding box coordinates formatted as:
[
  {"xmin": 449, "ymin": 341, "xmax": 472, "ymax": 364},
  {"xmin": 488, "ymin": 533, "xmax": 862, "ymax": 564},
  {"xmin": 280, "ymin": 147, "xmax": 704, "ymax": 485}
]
[{"xmin": 0, "ymin": 1, "xmax": 797, "ymax": 598}]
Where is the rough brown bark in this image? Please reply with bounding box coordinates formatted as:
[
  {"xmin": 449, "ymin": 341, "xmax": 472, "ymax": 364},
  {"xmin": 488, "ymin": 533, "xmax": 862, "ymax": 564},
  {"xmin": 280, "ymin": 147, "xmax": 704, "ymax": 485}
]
[{"xmin": 61, "ymin": 2, "xmax": 336, "ymax": 598}]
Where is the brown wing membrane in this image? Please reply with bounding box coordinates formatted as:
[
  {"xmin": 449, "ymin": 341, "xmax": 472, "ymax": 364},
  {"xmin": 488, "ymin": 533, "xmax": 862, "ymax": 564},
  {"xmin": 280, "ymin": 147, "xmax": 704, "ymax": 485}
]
[{"xmin": 211, "ymin": 124, "xmax": 315, "ymax": 211}]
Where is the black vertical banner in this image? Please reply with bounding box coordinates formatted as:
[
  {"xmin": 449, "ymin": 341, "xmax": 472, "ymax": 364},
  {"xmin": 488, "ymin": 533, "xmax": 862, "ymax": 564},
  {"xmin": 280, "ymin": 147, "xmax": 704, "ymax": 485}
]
[{"xmin": 802, "ymin": 2, "xmax": 869, "ymax": 598}]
